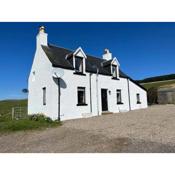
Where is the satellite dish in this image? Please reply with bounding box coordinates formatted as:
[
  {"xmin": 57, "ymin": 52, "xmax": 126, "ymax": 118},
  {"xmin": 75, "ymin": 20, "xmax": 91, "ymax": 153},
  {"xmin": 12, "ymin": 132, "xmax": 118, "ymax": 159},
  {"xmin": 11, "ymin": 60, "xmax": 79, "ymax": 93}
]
[{"xmin": 52, "ymin": 67, "xmax": 64, "ymax": 78}]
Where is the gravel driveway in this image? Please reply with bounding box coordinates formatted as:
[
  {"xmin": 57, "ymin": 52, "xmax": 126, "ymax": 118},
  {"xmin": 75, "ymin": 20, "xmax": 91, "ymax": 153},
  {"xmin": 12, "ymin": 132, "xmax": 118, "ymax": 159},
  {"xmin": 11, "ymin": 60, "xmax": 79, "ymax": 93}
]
[{"xmin": 1, "ymin": 105, "xmax": 175, "ymax": 153}]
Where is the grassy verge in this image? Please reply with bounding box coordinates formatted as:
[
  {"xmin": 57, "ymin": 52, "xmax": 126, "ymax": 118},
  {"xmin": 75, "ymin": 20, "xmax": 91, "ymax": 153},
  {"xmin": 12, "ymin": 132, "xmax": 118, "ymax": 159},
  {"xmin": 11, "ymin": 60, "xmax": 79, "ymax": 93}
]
[
  {"xmin": 0, "ymin": 115, "xmax": 61, "ymax": 133},
  {"xmin": 0, "ymin": 99, "xmax": 61, "ymax": 133}
]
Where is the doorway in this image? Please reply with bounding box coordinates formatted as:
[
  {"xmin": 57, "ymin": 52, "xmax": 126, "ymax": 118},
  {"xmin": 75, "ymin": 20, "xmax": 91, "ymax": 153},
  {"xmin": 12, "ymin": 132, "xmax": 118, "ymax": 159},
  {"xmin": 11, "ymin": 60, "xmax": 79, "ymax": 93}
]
[{"xmin": 101, "ymin": 89, "xmax": 108, "ymax": 111}]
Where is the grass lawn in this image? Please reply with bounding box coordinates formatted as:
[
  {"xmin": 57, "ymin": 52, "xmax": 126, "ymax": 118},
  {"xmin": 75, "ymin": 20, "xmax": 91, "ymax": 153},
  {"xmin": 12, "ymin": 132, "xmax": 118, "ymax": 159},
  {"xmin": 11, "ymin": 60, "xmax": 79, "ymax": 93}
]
[
  {"xmin": 141, "ymin": 80, "xmax": 175, "ymax": 90},
  {"xmin": 0, "ymin": 99, "xmax": 61, "ymax": 133}
]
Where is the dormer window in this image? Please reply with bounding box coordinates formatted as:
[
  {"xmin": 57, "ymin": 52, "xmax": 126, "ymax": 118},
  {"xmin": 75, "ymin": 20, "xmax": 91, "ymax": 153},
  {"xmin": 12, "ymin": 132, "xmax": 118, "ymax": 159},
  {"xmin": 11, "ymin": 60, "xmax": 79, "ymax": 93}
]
[
  {"xmin": 71, "ymin": 47, "xmax": 87, "ymax": 76},
  {"xmin": 112, "ymin": 65, "xmax": 117, "ymax": 77},
  {"xmin": 102, "ymin": 55, "xmax": 120, "ymax": 80},
  {"xmin": 75, "ymin": 56, "xmax": 83, "ymax": 73}
]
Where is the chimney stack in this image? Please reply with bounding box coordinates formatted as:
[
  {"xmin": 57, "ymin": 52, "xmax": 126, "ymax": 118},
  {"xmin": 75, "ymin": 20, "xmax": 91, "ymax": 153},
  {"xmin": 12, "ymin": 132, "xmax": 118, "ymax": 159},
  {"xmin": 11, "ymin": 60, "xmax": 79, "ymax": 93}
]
[
  {"xmin": 36, "ymin": 26, "xmax": 48, "ymax": 48},
  {"xmin": 102, "ymin": 48, "xmax": 112, "ymax": 60},
  {"xmin": 39, "ymin": 26, "xmax": 45, "ymax": 33}
]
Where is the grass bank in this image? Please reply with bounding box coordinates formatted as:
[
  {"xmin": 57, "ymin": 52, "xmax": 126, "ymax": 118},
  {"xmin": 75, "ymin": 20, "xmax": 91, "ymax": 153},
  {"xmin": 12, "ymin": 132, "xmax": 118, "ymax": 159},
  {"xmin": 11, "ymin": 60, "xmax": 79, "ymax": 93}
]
[
  {"xmin": 0, "ymin": 100, "xmax": 61, "ymax": 133},
  {"xmin": 0, "ymin": 115, "xmax": 61, "ymax": 133}
]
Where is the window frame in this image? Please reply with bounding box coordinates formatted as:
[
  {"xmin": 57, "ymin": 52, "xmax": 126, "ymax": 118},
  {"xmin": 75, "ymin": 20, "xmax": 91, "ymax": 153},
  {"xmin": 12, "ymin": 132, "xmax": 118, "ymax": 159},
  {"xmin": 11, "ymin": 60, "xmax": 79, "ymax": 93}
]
[
  {"xmin": 136, "ymin": 93, "xmax": 141, "ymax": 104},
  {"xmin": 77, "ymin": 87, "xmax": 87, "ymax": 106},
  {"xmin": 75, "ymin": 56, "xmax": 84, "ymax": 73},
  {"xmin": 116, "ymin": 89, "xmax": 123, "ymax": 104},
  {"xmin": 42, "ymin": 87, "xmax": 46, "ymax": 106},
  {"xmin": 112, "ymin": 65, "xmax": 117, "ymax": 78}
]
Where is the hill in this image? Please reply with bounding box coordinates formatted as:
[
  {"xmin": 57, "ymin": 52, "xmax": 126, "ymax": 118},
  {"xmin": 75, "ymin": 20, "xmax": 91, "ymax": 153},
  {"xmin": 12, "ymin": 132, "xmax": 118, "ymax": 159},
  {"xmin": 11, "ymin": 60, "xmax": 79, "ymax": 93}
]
[
  {"xmin": 0, "ymin": 99, "xmax": 27, "ymax": 116},
  {"xmin": 141, "ymin": 80, "xmax": 175, "ymax": 90},
  {"xmin": 137, "ymin": 73, "xmax": 175, "ymax": 90},
  {"xmin": 137, "ymin": 74, "xmax": 175, "ymax": 83}
]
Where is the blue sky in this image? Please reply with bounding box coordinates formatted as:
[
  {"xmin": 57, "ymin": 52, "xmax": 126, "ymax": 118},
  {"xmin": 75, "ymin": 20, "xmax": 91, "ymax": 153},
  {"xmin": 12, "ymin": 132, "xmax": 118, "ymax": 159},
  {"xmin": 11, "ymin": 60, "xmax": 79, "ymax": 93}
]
[{"xmin": 0, "ymin": 22, "xmax": 175, "ymax": 100}]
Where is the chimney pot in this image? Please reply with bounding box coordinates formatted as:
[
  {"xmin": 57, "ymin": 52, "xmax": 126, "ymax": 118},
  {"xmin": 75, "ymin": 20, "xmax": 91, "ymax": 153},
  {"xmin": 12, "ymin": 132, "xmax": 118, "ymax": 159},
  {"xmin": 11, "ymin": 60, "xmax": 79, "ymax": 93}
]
[
  {"xmin": 39, "ymin": 26, "xmax": 45, "ymax": 33},
  {"xmin": 37, "ymin": 26, "xmax": 48, "ymax": 47},
  {"xmin": 102, "ymin": 48, "xmax": 112, "ymax": 60},
  {"xmin": 104, "ymin": 48, "xmax": 109, "ymax": 54}
]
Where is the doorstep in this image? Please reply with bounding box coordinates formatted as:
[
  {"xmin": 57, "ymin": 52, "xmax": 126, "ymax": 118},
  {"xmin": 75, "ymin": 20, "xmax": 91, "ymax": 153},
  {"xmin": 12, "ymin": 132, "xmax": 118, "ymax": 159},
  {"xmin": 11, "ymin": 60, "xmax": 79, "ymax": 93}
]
[{"xmin": 102, "ymin": 111, "xmax": 113, "ymax": 115}]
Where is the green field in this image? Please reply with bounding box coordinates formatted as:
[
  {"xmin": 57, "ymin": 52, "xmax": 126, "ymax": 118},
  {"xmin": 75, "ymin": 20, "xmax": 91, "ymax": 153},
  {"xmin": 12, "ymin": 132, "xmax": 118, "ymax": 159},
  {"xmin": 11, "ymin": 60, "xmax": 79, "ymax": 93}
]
[
  {"xmin": 0, "ymin": 99, "xmax": 27, "ymax": 117},
  {"xmin": 0, "ymin": 99, "xmax": 61, "ymax": 132},
  {"xmin": 141, "ymin": 80, "xmax": 175, "ymax": 90}
]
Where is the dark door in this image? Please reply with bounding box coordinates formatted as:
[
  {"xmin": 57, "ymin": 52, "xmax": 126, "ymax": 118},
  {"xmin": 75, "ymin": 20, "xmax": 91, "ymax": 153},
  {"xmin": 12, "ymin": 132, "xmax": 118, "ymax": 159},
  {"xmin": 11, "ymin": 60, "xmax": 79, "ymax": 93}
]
[{"xmin": 101, "ymin": 89, "xmax": 108, "ymax": 111}]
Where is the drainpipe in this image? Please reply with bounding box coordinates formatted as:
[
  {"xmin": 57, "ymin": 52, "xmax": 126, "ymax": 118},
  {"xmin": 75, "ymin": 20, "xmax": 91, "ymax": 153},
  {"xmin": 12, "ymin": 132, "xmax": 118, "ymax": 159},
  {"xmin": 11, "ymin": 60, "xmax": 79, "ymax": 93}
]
[
  {"xmin": 127, "ymin": 78, "xmax": 131, "ymax": 111},
  {"xmin": 58, "ymin": 78, "xmax": 61, "ymax": 121},
  {"xmin": 96, "ymin": 68, "xmax": 99, "ymax": 116},
  {"xmin": 89, "ymin": 73, "xmax": 92, "ymax": 113}
]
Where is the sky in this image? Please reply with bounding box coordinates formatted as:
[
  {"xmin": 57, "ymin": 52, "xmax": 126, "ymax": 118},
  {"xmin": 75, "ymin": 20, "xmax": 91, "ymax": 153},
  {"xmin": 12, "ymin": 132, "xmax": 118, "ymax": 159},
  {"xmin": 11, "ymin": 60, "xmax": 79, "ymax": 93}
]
[{"xmin": 0, "ymin": 22, "xmax": 175, "ymax": 100}]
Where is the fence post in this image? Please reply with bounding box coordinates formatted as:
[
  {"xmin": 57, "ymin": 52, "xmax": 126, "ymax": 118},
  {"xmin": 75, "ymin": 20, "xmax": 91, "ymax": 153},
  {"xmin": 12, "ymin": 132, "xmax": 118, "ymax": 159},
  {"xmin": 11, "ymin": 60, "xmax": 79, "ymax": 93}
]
[
  {"xmin": 12, "ymin": 107, "xmax": 14, "ymax": 120},
  {"xmin": 20, "ymin": 107, "xmax": 21, "ymax": 118}
]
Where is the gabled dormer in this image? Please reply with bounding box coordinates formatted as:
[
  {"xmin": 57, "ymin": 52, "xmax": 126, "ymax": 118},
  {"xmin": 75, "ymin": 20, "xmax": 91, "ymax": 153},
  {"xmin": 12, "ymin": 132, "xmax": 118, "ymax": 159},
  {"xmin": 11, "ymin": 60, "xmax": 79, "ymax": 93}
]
[
  {"xmin": 111, "ymin": 57, "xmax": 120, "ymax": 79},
  {"xmin": 102, "ymin": 49, "xmax": 120, "ymax": 79},
  {"xmin": 66, "ymin": 47, "xmax": 87, "ymax": 75}
]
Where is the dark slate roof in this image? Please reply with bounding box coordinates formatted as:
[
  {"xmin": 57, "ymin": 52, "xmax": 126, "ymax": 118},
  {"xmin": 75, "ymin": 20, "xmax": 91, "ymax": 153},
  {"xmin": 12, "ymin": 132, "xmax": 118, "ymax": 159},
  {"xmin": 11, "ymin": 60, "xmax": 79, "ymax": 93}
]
[
  {"xmin": 42, "ymin": 44, "xmax": 146, "ymax": 91},
  {"xmin": 101, "ymin": 59, "xmax": 113, "ymax": 67}
]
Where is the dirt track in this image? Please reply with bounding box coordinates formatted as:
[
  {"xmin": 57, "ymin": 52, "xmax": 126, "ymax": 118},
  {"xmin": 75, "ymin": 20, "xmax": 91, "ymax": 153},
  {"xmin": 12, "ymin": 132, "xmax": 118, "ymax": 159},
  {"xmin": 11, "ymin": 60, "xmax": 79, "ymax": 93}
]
[{"xmin": 1, "ymin": 105, "xmax": 175, "ymax": 153}]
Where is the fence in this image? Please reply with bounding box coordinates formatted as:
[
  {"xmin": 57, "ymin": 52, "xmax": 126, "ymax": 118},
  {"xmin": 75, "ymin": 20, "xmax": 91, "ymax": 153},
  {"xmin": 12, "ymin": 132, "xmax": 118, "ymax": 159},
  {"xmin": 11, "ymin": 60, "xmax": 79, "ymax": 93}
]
[{"xmin": 11, "ymin": 107, "xmax": 28, "ymax": 120}]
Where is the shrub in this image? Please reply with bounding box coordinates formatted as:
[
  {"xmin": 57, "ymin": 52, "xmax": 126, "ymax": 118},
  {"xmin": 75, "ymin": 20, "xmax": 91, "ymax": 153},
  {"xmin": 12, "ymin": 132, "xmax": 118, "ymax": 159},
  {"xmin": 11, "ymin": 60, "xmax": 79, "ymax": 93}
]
[{"xmin": 28, "ymin": 114, "xmax": 52, "ymax": 122}]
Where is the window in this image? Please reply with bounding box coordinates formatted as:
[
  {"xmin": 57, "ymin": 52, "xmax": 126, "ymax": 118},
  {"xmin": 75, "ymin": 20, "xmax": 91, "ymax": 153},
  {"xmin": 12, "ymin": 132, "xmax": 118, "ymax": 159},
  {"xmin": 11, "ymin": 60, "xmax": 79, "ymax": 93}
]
[
  {"xmin": 77, "ymin": 87, "xmax": 87, "ymax": 105},
  {"xmin": 75, "ymin": 57, "xmax": 83, "ymax": 73},
  {"xmin": 112, "ymin": 65, "xmax": 117, "ymax": 77},
  {"xmin": 116, "ymin": 89, "xmax": 123, "ymax": 104},
  {"xmin": 136, "ymin": 93, "xmax": 141, "ymax": 104},
  {"xmin": 43, "ymin": 87, "xmax": 46, "ymax": 105}
]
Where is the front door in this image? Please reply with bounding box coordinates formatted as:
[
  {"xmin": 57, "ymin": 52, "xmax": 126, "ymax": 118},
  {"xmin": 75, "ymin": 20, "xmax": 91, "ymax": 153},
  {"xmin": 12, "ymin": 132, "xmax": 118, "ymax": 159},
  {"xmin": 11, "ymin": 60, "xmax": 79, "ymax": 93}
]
[{"xmin": 101, "ymin": 89, "xmax": 108, "ymax": 111}]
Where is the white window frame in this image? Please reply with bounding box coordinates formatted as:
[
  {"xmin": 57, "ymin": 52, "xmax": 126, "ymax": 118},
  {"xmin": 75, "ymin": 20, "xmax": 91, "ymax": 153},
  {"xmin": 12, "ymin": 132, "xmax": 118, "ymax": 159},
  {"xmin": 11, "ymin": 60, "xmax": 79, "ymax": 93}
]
[
  {"xmin": 112, "ymin": 65, "xmax": 118, "ymax": 78},
  {"xmin": 75, "ymin": 56, "xmax": 84, "ymax": 73},
  {"xmin": 77, "ymin": 87, "xmax": 86, "ymax": 105}
]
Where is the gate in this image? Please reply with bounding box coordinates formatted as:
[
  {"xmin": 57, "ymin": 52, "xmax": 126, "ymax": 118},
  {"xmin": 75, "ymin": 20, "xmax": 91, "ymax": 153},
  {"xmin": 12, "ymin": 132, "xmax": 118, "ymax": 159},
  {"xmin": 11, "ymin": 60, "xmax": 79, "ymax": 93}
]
[{"xmin": 11, "ymin": 107, "xmax": 28, "ymax": 119}]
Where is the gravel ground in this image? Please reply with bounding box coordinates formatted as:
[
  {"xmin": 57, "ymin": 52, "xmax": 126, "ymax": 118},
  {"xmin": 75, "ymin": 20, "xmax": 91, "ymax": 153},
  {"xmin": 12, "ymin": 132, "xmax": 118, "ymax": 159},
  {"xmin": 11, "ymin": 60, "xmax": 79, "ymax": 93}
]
[{"xmin": 0, "ymin": 105, "xmax": 175, "ymax": 153}]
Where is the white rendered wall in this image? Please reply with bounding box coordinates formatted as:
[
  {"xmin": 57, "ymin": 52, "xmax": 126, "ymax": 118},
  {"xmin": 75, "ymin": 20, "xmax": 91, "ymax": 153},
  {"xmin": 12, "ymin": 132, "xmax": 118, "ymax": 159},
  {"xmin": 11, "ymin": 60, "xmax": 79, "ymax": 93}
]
[
  {"xmin": 28, "ymin": 33, "xmax": 148, "ymax": 121},
  {"xmin": 28, "ymin": 49, "xmax": 148, "ymax": 121},
  {"xmin": 97, "ymin": 75, "xmax": 130, "ymax": 114},
  {"xmin": 128, "ymin": 80, "xmax": 148, "ymax": 110},
  {"xmin": 28, "ymin": 32, "xmax": 59, "ymax": 120}
]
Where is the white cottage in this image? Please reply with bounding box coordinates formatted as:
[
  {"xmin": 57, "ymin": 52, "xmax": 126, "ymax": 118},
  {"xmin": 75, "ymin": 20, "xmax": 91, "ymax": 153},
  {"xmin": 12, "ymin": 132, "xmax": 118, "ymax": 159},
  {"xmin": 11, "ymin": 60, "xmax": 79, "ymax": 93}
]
[{"xmin": 28, "ymin": 26, "xmax": 148, "ymax": 121}]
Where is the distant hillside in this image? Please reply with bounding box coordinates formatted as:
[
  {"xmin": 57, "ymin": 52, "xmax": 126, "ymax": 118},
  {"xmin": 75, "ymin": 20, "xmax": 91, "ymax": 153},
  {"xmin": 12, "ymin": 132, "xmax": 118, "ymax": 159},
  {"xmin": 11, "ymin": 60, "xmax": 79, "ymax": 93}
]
[
  {"xmin": 0, "ymin": 99, "xmax": 27, "ymax": 116},
  {"xmin": 137, "ymin": 74, "xmax": 175, "ymax": 83},
  {"xmin": 137, "ymin": 73, "xmax": 175, "ymax": 90},
  {"xmin": 141, "ymin": 80, "xmax": 175, "ymax": 90}
]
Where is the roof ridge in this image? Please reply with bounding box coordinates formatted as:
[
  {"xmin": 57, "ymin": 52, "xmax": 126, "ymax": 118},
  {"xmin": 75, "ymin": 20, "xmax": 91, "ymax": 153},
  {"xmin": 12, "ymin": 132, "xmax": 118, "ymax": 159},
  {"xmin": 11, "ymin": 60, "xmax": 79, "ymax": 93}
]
[
  {"xmin": 48, "ymin": 43, "xmax": 74, "ymax": 53},
  {"xmin": 48, "ymin": 42, "xmax": 103, "ymax": 61}
]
